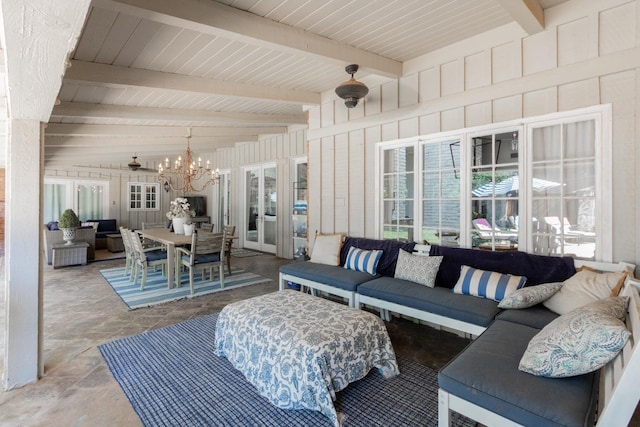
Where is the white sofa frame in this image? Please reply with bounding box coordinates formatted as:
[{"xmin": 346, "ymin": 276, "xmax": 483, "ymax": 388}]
[
  {"xmin": 279, "ymin": 272, "xmax": 356, "ymax": 307},
  {"xmin": 438, "ymin": 265, "xmax": 640, "ymax": 427}
]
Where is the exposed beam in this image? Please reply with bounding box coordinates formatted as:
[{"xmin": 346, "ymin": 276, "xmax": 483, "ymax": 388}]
[
  {"xmin": 65, "ymin": 60, "xmax": 320, "ymax": 105},
  {"xmin": 92, "ymin": 0, "xmax": 402, "ymax": 78},
  {"xmin": 495, "ymin": 0, "xmax": 544, "ymax": 34},
  {"xmin": 44, "ymin": 135, "xmax": 254, "ymax": 149},
  {"xmin": 1, "ymin": 0, "xmax": 91, "ymax": 121},
  {"xmin": 51, "ymin": 102, "xmax": 307, "ymax": 125},
  {"xmin": 45, "ymin": 124, "xmax": 286, "ymax": 137}
]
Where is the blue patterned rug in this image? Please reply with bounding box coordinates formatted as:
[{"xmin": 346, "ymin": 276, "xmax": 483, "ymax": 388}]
[
  {"xmin": 100, "ymin": 267, "xmax": 271, "ymax": 309},
  {"xmin": 99, "ymin": 314, "xmax": 474, "ymax": 427}
]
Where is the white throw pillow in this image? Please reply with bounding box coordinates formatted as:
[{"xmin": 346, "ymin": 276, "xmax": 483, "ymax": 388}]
[
  {"xmin": 542, "ymin": 269, "xmax": 627, "ymax": 315},
  {"xmin": 310, "ymin": 234, "xmax": 343, "ymax": 266},
  {"xmin": 393, "ymin": 249, "xmax": 443, "ymax": 288}
]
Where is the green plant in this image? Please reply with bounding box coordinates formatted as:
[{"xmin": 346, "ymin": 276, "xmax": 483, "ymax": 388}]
[{"xmin": 58, "ymin": 209, "xmax": 81, "ymax": 229}]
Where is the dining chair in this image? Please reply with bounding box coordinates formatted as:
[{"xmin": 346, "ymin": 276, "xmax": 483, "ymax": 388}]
[
  {"xmin": 129, "ymin": 229, "xmax": 168, "ymax": 290},
  {"xmin": 141, "ymin": 221, "xmax": 168, "ymax": 249},
  {"xmin": 119, "ymin": 226, "xmax": 136, "ymax": 279},
  {"xmin": 176, "ymin": 230, "xmax": 226, "ymax": 295},
  {"xmin": 222, "ymin": 225, "xmax": 236, "ymax": 275},
  {"xmin": 200, "ymin": 222, "xmax": 214, "ymax": 232}
]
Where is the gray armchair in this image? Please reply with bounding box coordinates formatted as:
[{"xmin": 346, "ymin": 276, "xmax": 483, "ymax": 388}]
[{"xmin": 43, "ymin": 225, "xmax": 96, "ymax": 265}]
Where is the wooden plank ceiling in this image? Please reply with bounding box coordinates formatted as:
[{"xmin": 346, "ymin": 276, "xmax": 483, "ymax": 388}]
[{"xmin": 45, "ymin": 0, "xmax": 571, "ymax": 169}]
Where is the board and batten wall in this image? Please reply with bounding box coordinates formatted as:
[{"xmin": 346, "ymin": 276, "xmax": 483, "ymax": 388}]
[
  {"xmin": 44, "ymin": 127, "xmax": 307, "ymax": 259},
  {"xmin": 306, "ymin": 0, "xmax": 640, "ymax": 270}
]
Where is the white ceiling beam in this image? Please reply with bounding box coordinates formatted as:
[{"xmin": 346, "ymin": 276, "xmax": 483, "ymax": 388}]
[
  {"xmin": 51, "ymin": 102, "xmax": 307, "ymax": 125},
  {"xmin": 45, "ymin": 123, "xmax": 287, "ymax": 137},
  {"xmin": 44, "ymin": 135, "xmax": 254, "ymax": 149},
  {"xmin": 92, "ymin": 0, "xmax": 402, "ymax": 78},
  {"xmin": 0, "ymin": 0, "xmax": 92, "ymax": 121},
  {"xmin": 495, "ymin": 0, "xmax": 544, "ymax": 34},
  {"xmin": 66, "ymin": 60, "xmax": 320, "ymax": 105}
]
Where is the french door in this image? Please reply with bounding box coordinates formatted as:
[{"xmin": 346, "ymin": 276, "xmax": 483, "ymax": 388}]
[
  {"xmin": 243, "ymin": 163, "xmax": 277, "ymax": 253},
  {"xmin": 216, "ymin": 170, "xmax": 231, "ymax": 229}
]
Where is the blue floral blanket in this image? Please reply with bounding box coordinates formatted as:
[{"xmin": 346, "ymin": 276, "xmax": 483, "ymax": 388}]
[{"xmin": 214, "ymin": 290, "xmax": 399, "ymax": 426}]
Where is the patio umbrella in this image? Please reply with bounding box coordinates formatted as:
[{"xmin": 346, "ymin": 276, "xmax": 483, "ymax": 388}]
[{"xmin": 472, "ymin": 175, "xmax": 562, "ymax": 197}]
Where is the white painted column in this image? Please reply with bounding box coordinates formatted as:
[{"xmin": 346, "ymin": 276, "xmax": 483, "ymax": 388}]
[{"xmin": 3, "ymin": 119, "xmax": 43, "ymax": 389}]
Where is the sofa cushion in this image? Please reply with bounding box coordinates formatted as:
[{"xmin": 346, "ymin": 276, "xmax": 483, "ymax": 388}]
[
  {"xmin": 498, "ymin": 282, "xmax": 563, "ymax": 309},
  {"xmin": 340, "ymin": 237, "xmax": 415, "ymax": 278},
  {"xmin": 344, "ymin": 247, "xmax": 383, "ymax": 275},
  {"xmin": 429, "ymin": 244, "xmax": 576, "ymax": 289},
  {"xmin": 453, "ymin": 265, "xmax": 526, "ymax": 302},
  {"xmin": 519, "ymin": 297, "xmax": 630, "ymax": 378},
  {"xmin": 393, "ymin": 250, "xmax": 442, "ymax": 287},
  {"xmin": 439, "ymin": 319, "xmax": 599, "ymax": 427},
  {"xmin": 47, "ymin": 221, "xmax": 59, "ymax": 231},
  {"xmin": 280, "ymin": 261, "xmax": 374, "ymax": 292},
  {"xmin": 495, "ymin": 305, "xmax": 559, "ymax": 329},
  {"xmin": 357, "ymin": 276, "xmax": 500, "ymax": 327}
]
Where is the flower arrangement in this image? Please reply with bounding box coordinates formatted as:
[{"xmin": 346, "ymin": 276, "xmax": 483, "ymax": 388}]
[{"xmin": 166, "ymin": 197, "xmax": 196, "ymax": 219}]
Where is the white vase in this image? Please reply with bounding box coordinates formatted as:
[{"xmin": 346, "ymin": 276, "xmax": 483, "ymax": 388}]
[
  {"xmin": 61, "ymin": 228, "xmax": 76, "ymax": 245},
  {"xmin": 172, "ymin": 217, "xmax": 186, "ymax": 234},
  {"xmin": 183, "ymin": 223, "xmax": 194, "ymax": 236}
]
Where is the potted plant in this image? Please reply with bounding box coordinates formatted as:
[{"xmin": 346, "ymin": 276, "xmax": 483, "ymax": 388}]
[
  {"xmin": 58, "ymin": 208, "xmax": 81, "ymax": 244},
  {"xmin": 166, "ymin": 197, "xmax": 195, "ymax": 234}
]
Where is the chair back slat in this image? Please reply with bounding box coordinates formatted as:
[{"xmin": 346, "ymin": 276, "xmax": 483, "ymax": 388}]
[{"xmin": 194, "ymin": 231, "xmax": 225, "ymax": 256}]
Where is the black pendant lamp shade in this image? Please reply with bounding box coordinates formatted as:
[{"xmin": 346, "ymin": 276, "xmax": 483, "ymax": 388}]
[{"xmin": 335, "ymin": 64, "xmax": 369, "ymax": 108}]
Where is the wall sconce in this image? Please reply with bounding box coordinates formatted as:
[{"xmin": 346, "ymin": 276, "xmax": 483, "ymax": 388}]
[{"xmin": 163, "ymin": 180, "xmax": 170, "ymax": 193}]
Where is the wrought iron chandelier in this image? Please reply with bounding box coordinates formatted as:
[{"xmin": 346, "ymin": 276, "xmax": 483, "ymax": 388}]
[{"xmin": 157, "ymin": 129, "xmax": 220, "ymax": 193}]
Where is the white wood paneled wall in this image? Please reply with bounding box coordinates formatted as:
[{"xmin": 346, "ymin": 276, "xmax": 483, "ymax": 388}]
[{"xmin": 306, "ymin": 0, "xmax": 640, "ymax": 269}]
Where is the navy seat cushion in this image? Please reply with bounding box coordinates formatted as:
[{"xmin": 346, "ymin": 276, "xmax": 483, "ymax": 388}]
[
  {"xmin": 146, "ymin": 250, "xmax": 167, "ymax": 262},
  {"xmin": 191, "ymin": 253, "xmax": 221, "ymax": 264},
  {"xmin": 429, "ymin": 244, "xmax": 576, "ymax": 288},
  {"xmin": 439, "ymin": 320, "xmax": 598, "ymax": 427},
  {"xmin": 340, "ymin": 237, "xmax": 415, "ymax": 277},
  {"xmin": 87, "ymin": 219, "xmax": 118, "ymax": 238},
  {"xmin": 357, "ymin": 276, "xmax": 500, "ymax": 327},
  {"xmin": 496, "ymin": 304, "xmax": 559, "ymax": 329},
  {"xmin": 280, "ymin": 261, "xmax": 374, "ymax": 292}
]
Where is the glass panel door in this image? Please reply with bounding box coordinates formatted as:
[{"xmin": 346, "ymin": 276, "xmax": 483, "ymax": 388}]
[
  {"xmin": 217, "ymin": 171, "xmax": 231, "ymax": 228},
  {"xmin": 244, "ymin": 164, "xmax": 277, "ymax": 253}
]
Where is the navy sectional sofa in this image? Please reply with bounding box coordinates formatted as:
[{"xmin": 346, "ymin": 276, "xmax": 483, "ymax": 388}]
[{"xmin": 278, "ymin": 237, "xmax": 639, "ymax": 427}]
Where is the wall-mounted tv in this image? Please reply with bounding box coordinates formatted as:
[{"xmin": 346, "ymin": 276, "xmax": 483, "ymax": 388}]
[{"xmin": 185, "ymin": 196, "xmax": 206, "ymax": 217}]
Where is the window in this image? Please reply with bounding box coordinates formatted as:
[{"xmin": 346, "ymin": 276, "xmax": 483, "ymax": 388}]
[
  {"xmin": 377, "ymin": 105, "xmax": 611, "ymax": 261},
  {"xmin": 128, "ymin": 182, "xmax": 159, "ymax": 211},
  {"xmin": 382, "ymin": 146, "xmax": 415, "ymax": 242},
  {"xmin": 44, "ymin": 178, "xmax": 109, "ymax": 222},
  {"xmin": 422, "ymin": 139, "xmax": 460, "ymax": 246}
]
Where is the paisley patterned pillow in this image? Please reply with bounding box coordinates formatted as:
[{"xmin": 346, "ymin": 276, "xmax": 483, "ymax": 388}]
[
  {"xmin": 519, "ymin": 297, "xmax": 630, "ymax": 378},
  {"xmin": 393, "ymin": 249, "xmax": 443, "ymax": 288},
  {"xmin": 498, "ymin": 282, "xmax": 563, "ymax": 309}
]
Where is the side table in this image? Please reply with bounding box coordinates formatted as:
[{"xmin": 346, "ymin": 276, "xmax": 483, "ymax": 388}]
[
  {"xmin": 52, "ymin": 242, "xmax": 89, "ymax": 268},
  {"xmin": 107, "ymin": 233, "xmax": 124, "ymax": 252}
]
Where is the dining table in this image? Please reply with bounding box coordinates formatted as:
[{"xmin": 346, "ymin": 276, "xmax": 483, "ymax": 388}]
[{"xmin": 137, "ymin": 227, "xmax": 192, "ymax": 288}]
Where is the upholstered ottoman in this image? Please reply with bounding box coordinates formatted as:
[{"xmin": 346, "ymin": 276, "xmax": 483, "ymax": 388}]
[{"xmin": 214, "ymin": 290, "xmax": 399, "ymax": 426}]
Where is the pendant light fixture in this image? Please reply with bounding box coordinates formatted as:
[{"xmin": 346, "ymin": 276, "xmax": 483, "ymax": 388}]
[{"xmin": 335, "ymin": 64, "xmax": 369, "ymax": 108}]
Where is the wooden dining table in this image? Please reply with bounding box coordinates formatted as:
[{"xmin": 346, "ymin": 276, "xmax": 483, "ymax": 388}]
[{"xmin": 137, "ymin": 228, "xmax": 192, "ymax": 288}]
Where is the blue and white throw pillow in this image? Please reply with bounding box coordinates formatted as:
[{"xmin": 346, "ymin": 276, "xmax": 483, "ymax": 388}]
[
  {"xmin": 519, "ymin": 297, "xmax": 630, "ymax": 378},
  {"xmin": 344, "ymin": 246, "xmax": 383, "ymax": 276},
  {"xmin": 453, "ymin": 265, "xmax": 527, "ymax": 302}
]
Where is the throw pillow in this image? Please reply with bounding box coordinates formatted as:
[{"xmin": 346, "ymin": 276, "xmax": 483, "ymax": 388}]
[
  {"xmin": 310, "ymin": 234, "xmax": 344, "ymax": 266},
  {"xmin": 519, "ymin": 297, "xmax": 630, "ymax": 378},
  {"xmin": 394, "ymin": 249, "xmax": 443, "ymax": 288},
  {"xmin": 82, "ymin": 222, "xmax": 100, "ymax": 232},
  {"xmin": 542, "ymin": 269, "xmax": 627, "ymax": 315},
  {"xmin": 453, "ymin": 265, "xmax": 527, "ymax": 302},
  {"xmin": 498, "ymin": 282, "xmax": 563, "ymax": 309},
  {"xmin": 344, "ymin": 246, "xmax": 383, "ymax": 276}
]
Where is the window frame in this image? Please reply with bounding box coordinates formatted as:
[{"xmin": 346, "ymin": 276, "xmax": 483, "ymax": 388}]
[
  {"xmin": 376, "ymin": 104, "xmax": 612, "ymax": 262},
  {"xmin": 127, "ymin": 182, "xmax": 160, "ymax": 212}
]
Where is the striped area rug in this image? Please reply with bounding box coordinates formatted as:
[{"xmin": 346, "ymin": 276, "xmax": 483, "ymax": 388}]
[
  {"xmin": 99, "ymin": 313, "xmax": 475, "ymax": 427},
  {"xmin": 100, "ymin": 266, "xmax": 271, "ymax": 309}
]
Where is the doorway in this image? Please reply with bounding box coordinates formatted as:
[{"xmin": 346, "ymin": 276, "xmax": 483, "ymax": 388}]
[{"xmin": 243, "ymin": 163, "xmax": 276, "ymax": 253}]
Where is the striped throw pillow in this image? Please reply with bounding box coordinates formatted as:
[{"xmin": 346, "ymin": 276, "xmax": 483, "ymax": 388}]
[
  {"xmin": 453, "ymin": 265, "xmax": 527, "ymax": 302},
  {"xmin": 344, "ymin": 247, "xmax": 383, "ymax": 276}
]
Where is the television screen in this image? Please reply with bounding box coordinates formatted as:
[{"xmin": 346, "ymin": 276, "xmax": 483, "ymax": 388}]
[{"xmin": 185, "ymin": 196, "xmax": 206, "ymax": 217}]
